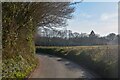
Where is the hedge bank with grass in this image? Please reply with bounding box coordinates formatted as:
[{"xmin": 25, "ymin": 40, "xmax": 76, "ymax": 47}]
[{"xmin": 2, "ymin": 3, "xmax": 38, "ymax": 78}]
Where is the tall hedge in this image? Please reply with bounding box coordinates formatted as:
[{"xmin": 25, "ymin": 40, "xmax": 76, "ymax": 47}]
[{"xmin": 2, "ymin": 3, "xmax": 37, "ymax": 78}]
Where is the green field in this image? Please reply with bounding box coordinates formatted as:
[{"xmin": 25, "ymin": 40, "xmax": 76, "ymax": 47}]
[{"xmin": 36, "ymin": 45, "xmax": 118, "ymax": 78}]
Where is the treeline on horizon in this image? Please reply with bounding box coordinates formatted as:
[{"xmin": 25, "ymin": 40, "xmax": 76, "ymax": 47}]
[{"xmin": 35, "ymin": 28, "xmax": 119, "ymax": 46}]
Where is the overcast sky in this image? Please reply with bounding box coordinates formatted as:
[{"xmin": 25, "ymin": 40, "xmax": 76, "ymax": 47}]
[{"xmin": 67, "ymin": 2, "xmax": 118, "ymax": 36}]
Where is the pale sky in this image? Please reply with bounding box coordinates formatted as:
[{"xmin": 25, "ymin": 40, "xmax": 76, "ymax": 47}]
[{"xmin": 67, "ymin": 2, "xmax": 118, "ymax": 36}]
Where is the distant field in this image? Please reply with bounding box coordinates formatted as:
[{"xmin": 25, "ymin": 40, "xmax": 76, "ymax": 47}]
[{"xmin": 36, "ymin": 45, "xmax": 118, "ymax": 78}]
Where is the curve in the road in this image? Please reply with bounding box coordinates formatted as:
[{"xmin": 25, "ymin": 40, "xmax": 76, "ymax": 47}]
[{"xmin": 30, "ymin": 53, "xmax": 99, "ymax": 78}]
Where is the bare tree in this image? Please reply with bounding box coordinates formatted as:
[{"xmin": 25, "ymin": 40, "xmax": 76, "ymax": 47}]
[{"xmin": 2, "ymin": 2, "xmax": 75, "ymax": 58}]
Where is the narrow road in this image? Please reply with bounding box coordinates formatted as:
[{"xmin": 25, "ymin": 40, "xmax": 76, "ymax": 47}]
[{"xmin": 30, "ymin": 53, "xmax": 99, "ymax": 79}]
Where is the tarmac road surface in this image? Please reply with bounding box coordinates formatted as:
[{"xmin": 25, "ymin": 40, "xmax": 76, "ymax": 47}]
[{"xmin": 30, "ymin": 53, "xmax": 99, "ymax": 79}]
